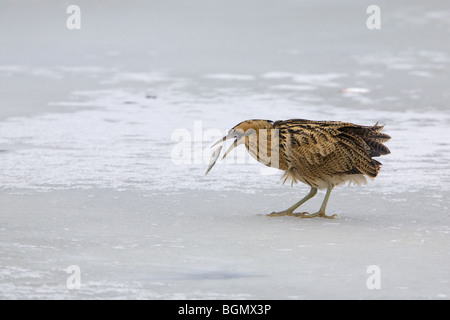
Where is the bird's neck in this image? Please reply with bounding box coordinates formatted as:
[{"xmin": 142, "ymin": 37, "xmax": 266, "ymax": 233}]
[{"xmin": 245, "ymin": 128, "xmax": 281, "ymax": 169}]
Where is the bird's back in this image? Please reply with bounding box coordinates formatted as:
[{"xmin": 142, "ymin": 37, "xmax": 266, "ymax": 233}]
[{"xmin": 272, "ymin": 119, "xmax": 391, "ymax": 189}]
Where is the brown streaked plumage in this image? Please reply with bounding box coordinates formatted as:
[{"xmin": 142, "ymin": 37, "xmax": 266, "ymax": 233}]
[{"xmin": 207, "ymin": 119, "xmax": 391, "ymax": 219}]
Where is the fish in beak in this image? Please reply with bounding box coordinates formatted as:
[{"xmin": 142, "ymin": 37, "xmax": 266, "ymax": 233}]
[{"xmin": 204, "ymin": 145, "xmax": 222, "ymax": 175}]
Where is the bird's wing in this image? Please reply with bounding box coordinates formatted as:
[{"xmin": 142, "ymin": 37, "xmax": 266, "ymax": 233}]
[
  {"xmin": 274, "ymin": 119, "xmax": 343, "ymax": 165},
  {"xmin": 274, "ymin": 119, "xmax": 384, "ymax": 177}
]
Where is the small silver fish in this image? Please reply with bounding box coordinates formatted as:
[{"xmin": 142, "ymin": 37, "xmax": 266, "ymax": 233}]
[{"xmin": 205, "ymin": 145, "xmax": 222, "ymax": 175}]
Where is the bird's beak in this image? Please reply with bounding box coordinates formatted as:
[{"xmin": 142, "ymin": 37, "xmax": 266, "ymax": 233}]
[
  {"xmin": 211, "ymin": 132, "xmax": 234, "ymax": 149},
  {"xmin": 222, "ymin": 137, "xmax": 244, "ymax": 160},
  {"xmin": 211, "ymin": 130, "xmax": 245, "ymax": 160}
]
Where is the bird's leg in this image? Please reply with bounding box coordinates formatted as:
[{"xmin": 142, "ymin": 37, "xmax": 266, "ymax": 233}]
[
  {"xmin": 267, "ymin": 187, "xmax": 317, "ymax": 217},
  {"xmin": 297, "ymin": 183, "xmax": 338, "ymax": 219}
]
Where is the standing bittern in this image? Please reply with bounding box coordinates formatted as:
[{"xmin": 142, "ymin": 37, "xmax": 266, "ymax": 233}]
[{"xmin": 206, "ymin": 119, "xmax": 391, "ymax": 219}]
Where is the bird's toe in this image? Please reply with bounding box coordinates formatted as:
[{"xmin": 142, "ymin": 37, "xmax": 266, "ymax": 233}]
[
  {"xmin": 291, "ymin": 212, "xmax": 311, "ymax": 218},
  {"xmin": 267, "ymin": 210, "xmax": 291, "ymax": 217},
  {"xmin": 318, "ymin": 212, "xmax": 339, "ymax": 219}
]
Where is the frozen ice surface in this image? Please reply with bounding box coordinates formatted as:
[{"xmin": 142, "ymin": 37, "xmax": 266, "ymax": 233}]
[
  {"xmin": 1, "ymin": 68, "xmax": 448, "ymax": 300},
  {"xmin": 1, "ymin": 0, "xmax": 450, "ymax": 299},
  {"xmin": 1, "ymin": 189, "xmax": 449, "ymax": 300}
]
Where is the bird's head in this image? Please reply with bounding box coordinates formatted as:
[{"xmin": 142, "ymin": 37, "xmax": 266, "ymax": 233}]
[{"xmin": 211, "ymin": 119, "xmax": 273, "ymax": 160}]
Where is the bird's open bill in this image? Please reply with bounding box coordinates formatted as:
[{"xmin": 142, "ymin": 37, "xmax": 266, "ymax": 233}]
[
  {"xmin": 205, "ymin": 131, "xmax": 245, "ymax": 175},
  {"xmin": 212, "ymin": 132, "xmax": 242, "ymax": 159}
]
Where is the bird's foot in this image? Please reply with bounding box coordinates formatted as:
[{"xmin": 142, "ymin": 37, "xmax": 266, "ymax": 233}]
[
  {"xmin": 267, "ymin": 210, "xmax": 293, "ymax": 217},
  {"xmin": 291, "ymin": 212, "xmax": 315, "ymax": 218},
  {"xmin": 321, "ymin": 213, "xmax": 339, "ymax": 219},
  {"xmin": 291, "ymin": 211, "xmax": 339, "ymax": 219},
  {"xmin": 267, "ymin": 210, "xmax": 339, "ymax": 219}
]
